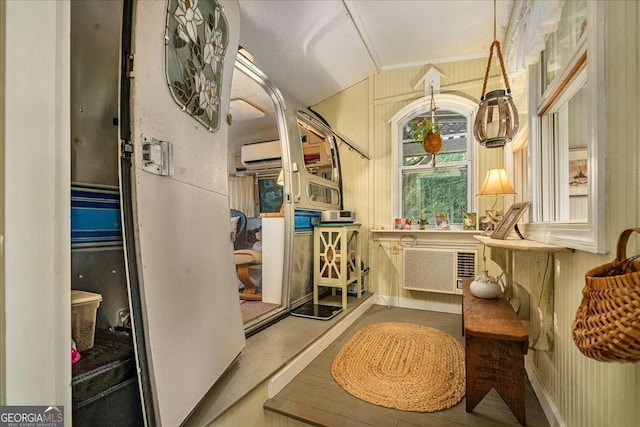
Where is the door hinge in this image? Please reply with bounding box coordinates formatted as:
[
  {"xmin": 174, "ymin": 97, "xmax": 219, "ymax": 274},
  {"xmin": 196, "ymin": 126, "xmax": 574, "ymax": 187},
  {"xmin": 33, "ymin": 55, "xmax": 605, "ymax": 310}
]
[
  {"xmin": 125, "ymin": 53, "xmax": 134, "ymax": 78},
  {"xmin": 121, "ymin": 139, "xmax": 134, "ymax": 158}
]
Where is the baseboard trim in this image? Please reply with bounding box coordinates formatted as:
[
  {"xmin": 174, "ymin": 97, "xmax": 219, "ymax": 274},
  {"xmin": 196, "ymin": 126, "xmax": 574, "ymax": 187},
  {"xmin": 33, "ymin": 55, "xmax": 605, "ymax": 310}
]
[
  {"xmin": 267, "ymin": 297, "xmax": 374, "ymax": 398},
  {"xmin": 372, "ymin": 294, "xmax": 461, "ymax": 314},
  {"xmin": 525, "ymin": 357, "xmax": 566, "ymax": 427}
]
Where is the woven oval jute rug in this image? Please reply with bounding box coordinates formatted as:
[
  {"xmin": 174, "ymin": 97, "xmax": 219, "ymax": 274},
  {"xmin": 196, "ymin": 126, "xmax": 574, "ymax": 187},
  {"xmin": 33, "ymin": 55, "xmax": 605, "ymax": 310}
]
[{"xmin": 331, "ymin": 322, "xmax": 465, "ymax": 412}]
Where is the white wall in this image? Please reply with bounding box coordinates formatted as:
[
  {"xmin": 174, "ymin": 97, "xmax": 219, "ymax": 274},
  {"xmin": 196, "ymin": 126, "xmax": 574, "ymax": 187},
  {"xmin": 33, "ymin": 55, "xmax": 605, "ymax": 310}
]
[{"xmin": 3, "ymin": 0, "xmax": 71, "ymax": 421}]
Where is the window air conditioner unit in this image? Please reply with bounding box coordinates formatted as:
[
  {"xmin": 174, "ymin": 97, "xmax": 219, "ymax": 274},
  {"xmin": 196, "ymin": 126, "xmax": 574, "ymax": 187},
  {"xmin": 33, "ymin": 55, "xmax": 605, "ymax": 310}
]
[
  {"xmin": 402, "ymin": 246, "xmax": 477, "ymax": 295},
  {"xmin": 240, "ymin": 140, "xmax": 282, "ymax": 170}
]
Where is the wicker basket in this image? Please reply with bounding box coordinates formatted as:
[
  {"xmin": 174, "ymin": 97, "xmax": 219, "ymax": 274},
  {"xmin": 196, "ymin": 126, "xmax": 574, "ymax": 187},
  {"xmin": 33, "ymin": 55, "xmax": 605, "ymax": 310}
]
[{"xmin": 572, "ymin": 228, "xmax": 640, "ymax": 362}]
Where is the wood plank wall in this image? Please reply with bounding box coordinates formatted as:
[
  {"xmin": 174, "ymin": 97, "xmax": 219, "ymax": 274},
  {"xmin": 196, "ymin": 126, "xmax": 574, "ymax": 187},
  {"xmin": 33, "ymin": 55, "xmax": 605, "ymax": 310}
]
[
  {"xmin": 314, "ymin": 58, "xmax": 504, "ymax": 311},
  {"xmin": 533, "ymin": 2, "xmax": 639, "ymax": 426}
]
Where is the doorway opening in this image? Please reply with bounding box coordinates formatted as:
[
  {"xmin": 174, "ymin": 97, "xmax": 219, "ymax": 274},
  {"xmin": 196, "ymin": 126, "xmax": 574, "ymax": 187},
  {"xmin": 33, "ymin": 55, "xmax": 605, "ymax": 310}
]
[
  {"xmin": 70, "ymin": 0, "xmax": 145, "ymax": 424},
  {"xmin": 228, "ymin": 53, "xmax": 289, "ymax": 332}
]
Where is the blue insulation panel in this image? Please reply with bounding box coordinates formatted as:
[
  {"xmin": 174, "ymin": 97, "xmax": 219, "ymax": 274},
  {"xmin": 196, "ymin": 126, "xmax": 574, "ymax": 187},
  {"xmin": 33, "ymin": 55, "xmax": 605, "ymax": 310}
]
[
  {"xmin": 71, "ymin": 186, "xmax": 122, "ymax": 248},
  {"xmin": 294, "ymin": 209, "xmax": 321, "ymax": 231}
]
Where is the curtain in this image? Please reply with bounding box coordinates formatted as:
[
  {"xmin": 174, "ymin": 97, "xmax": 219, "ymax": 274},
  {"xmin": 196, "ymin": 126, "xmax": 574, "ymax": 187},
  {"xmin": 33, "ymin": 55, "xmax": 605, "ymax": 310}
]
[
  {"xmin": 504, "ymin": 0, "xmax": 565, "ymax": 112},
  {"xmin": 228, "ymin": 175, "xmax": 255, "ymax": 217}
]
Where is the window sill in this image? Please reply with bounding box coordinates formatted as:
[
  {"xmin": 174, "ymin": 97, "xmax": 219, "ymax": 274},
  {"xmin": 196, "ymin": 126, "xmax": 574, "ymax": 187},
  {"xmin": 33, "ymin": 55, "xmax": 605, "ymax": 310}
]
[
  {"xmin": 371, "ymin": 229, "xmax": 482, "ymax": 245},
  {"xmin": 371, "ymin": 228, "xmax": 482, "ymax": 235},
  {"xmin": 474, "ymin": 235, "xmax": 571, "ymax": 253}
]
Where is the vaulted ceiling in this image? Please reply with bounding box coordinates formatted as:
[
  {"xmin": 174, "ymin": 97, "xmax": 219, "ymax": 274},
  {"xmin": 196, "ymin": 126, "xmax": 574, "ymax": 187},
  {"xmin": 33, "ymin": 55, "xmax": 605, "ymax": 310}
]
[{"xmin": 237, "ymin": 0, "xmax": 515, "ymax": 106}]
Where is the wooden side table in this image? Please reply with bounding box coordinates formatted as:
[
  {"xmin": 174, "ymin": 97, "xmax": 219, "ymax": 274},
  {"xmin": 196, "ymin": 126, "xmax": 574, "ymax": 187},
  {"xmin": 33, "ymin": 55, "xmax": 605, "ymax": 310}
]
[{"xmin": 313, "ymin": 223, "xmax": 361, "ymax": 309}]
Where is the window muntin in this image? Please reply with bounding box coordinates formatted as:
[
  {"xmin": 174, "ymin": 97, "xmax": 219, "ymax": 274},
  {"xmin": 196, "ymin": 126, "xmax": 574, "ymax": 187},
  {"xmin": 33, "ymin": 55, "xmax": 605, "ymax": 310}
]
[
  {"xmin": 538, "ymin": 76, "xmax": 588, "ymax": 222},
  {"xmin": 399, "ymin": 110, "xmax": 471, "ymax": 225}
]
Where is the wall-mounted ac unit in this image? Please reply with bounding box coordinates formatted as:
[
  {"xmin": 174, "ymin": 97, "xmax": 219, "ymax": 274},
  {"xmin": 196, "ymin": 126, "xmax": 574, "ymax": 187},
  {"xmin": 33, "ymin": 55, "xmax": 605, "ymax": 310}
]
[
  {"xmin": 240, "ymin": 140, "xmax": 282, "ymax": 170},
  {"xmin": 402, "ymin": 246, "xmax": 477, "ymax": 295},
  {"xmin": 234, "ymin": 155, "xmax": 246, "ymax": 172}
]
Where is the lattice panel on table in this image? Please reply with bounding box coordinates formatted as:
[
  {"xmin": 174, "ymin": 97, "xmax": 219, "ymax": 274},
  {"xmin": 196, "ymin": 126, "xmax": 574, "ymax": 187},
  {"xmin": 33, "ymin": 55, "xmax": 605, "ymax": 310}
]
[{"xmin": 319, "ymin": 230, "xmax": 343, "ymax": 279}]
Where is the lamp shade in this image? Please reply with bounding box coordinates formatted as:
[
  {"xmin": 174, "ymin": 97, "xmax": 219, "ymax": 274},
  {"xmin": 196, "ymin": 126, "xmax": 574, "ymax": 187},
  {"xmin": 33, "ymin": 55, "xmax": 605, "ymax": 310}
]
[
  {"xmin": 276, "ymin": 169, "xmax": 284, "ymax": 186},
  {"xmin": 477, "ymin": 168, "xmax": 516, "ymax": 196}
]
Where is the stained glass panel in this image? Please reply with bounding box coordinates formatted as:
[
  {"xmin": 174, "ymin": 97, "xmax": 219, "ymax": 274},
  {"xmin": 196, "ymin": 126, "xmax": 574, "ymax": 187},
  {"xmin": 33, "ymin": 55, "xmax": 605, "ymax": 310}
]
[{"xmin": 165, "ymin": 0, "xmax": 229, "ymax": 132}]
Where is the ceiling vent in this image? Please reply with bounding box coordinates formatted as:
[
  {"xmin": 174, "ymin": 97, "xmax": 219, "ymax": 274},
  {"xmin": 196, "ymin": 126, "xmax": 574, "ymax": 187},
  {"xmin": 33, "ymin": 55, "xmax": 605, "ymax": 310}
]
[{"xmin": 230, "ymin": 98, "xmax": 265, "ymax": 122}]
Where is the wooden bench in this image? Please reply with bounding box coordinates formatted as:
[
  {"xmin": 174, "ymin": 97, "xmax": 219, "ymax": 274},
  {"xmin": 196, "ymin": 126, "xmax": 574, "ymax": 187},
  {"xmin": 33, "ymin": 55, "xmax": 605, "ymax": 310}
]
[{"xmin": 462, "ymin": 278, "xmax": 529, "ymax": 426}]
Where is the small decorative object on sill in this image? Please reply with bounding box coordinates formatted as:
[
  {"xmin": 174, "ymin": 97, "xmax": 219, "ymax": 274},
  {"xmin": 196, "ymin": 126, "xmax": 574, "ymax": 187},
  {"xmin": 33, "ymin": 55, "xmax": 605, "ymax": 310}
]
[
  {"xmin": 394, "ymin": 218, "xmax": 412, "ymax": 230},
  {"xmin": 411, "ymin": 84, "xmax": 442, "ymax": 166},
  {"xmin": 490, "ymin": 201, "xmax": 530, "ymax": 240},
  {"xmin": 473, "ymin": 0, "xmax": 519, "ymax": 148},
  {"xmin": 463, "ymin": 212, "xmax": 477, "ymax": 230},
  {"xmin": 435, "ymin": 212, "xmax": 450, "ymax": 230},
  {"xmin": 470, "ymin": 270, "xmax": 502, "ymax": 299},
  {"xmin": 572, "ymin": 228, "xmax": 640, "ymax": 362}
]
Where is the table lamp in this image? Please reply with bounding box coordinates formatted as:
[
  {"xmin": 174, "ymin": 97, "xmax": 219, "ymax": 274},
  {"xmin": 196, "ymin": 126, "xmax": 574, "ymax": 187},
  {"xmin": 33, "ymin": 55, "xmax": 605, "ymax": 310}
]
[{"xmin": 477, "ymin": 168, "xmax": 516, "ymax": 232}]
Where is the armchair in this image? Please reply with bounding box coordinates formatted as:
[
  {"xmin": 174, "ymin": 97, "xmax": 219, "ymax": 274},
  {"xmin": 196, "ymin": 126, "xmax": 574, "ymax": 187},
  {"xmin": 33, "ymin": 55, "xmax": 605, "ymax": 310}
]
[{"xmin": 230, "ymin": 209, "xmax": 262, "ymax": 301}]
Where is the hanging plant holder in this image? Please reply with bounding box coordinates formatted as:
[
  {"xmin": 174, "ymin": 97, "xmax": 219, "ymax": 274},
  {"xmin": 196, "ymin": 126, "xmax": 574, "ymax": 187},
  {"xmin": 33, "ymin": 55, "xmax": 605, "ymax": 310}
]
[
  {"xmin": 473, "ymin": 1, "xmax": 519, "ymax": 148},
  {"xmin": 422, "ymin": 85, "xmax": 442, "ymax": 166},
  {"xmin": 423, "ymin": 132, "xmax": 443, "ymax": 156}
]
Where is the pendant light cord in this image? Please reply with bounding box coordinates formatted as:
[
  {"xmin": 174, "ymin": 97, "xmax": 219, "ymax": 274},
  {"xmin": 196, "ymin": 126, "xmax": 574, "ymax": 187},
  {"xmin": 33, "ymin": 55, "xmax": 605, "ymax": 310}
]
[
  {"xmin": 480, "ymin": 0, "xmax": 511, "ymax": 100},
  {"xmin": 429, "ymin": 84, "xmax": 436, "ymax": 124},
  {"xmin": 493, "ymin": 0, "xmax": 497, "ymax": 41}
]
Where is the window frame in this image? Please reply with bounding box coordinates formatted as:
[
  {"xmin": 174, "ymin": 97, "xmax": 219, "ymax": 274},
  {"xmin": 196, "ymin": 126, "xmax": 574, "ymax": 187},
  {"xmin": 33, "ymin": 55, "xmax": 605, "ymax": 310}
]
[
  {"xmin": 295, "ymin": 111, "xmax": 342, "ymax": 210},
  {"xmin": 522, "ymin": 1, "xmax": 606, "ymax": 253},
  {"xmin": 390, "ymin": 94, "xmax": 479, "ymax": 227}
]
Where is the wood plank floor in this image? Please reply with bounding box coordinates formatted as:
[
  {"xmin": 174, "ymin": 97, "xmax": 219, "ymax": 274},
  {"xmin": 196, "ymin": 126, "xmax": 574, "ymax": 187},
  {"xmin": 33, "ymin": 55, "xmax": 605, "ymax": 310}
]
[{"xmin": 264, "ymin": 305, "xmax": 550, "ymax": 427}]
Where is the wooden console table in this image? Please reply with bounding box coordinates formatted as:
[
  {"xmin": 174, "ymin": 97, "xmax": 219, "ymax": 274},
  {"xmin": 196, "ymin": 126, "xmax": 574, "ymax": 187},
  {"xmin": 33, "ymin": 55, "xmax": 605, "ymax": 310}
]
[{"xmin": 463, "ymin": 279, "xmax": 528, "ymax": 426}]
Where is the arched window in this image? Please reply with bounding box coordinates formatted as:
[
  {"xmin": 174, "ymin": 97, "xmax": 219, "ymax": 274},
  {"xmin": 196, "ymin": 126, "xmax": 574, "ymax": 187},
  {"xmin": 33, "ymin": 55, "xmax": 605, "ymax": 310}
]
[{"xmin": 390, "ymin": 94, "xmax": 478, "ymax": 226}]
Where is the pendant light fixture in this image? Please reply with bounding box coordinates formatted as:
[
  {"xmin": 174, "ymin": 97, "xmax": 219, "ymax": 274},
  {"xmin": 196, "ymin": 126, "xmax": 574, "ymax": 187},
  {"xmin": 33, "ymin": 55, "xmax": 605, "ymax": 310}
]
[{"xmin": 473, "ymin": 0, "xmax": 519, "ymax": 148}]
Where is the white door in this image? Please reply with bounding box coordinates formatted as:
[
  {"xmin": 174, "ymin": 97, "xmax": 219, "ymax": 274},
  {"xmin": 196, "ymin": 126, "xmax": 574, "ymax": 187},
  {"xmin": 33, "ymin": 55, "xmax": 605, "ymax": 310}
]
[{"xmin": 119, "ymin": 1, "xmax": 244, "ymax": 425}]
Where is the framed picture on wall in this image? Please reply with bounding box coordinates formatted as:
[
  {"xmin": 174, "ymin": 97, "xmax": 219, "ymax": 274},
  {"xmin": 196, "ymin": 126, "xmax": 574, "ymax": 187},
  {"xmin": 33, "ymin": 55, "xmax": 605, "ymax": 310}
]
[
  {"xmin": 490, "ymin": 202, "xmax": 531, "ymax": 240},
  {"xmin": 569, "ymin": 148, "xmax": 588, "ymax": 196}
]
